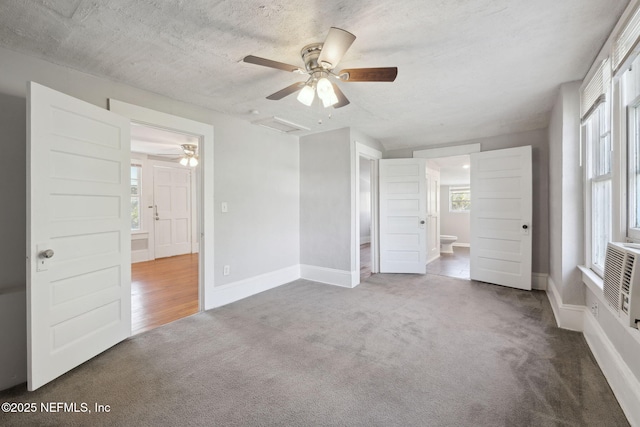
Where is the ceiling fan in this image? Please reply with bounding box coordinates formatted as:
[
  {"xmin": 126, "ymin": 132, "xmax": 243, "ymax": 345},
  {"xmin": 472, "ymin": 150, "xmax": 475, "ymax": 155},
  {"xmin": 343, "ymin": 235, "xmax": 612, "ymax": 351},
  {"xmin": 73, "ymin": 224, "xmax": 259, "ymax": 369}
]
[
  {"xmin": 243, "ymin": 27, "xmax": 398, "ymax": 109},
  {"xmin": 154, "ymin": 144, "xmax": 199, "ymax": 167}
]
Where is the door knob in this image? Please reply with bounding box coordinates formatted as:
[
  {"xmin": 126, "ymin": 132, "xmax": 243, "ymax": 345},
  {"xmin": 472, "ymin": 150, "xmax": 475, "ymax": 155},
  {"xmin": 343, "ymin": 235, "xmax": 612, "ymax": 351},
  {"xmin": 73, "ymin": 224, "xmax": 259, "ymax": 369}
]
[
  {"xmin": 522, "ymin": 224, "xmax": 528, "ymax": 230},
  {"xmin": 420, "ymin": 220, "xmax": 426, "ymax": 224},
  {"xmin": 40, "ymin": 249, "xmax": 54, "ymax": 259}
]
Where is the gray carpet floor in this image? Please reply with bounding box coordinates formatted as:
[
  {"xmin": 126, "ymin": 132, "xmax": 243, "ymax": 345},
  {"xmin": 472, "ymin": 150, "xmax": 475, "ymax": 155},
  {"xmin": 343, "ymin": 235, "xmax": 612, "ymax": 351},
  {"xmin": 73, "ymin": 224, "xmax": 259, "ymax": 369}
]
[{"xmin": 0, "ymin": 273, "xmax": 630, "ymax": 426}]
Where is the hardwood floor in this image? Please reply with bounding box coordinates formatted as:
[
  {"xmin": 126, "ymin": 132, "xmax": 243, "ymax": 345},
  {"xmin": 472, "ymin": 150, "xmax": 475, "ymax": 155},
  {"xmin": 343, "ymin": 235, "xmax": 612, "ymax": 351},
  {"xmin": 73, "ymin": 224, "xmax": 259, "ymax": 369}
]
[
  {"xmin": 131, "ymin": 253, "xmax": 199, "ymax": 335},
  {"xmin": 360, "ymin": 243, "xmax": 372, "ymax": 281}
]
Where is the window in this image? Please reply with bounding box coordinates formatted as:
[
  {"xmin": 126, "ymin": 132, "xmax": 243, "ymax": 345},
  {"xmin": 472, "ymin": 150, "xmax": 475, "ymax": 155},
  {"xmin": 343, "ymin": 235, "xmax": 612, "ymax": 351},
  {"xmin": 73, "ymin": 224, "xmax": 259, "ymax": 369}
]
[
  {"xmin": 628, "ymin": 99, "xmax": 640, "ymax": 240},
  {"xmin": 585, "ymin": 102, "xmax": 612, "ymax": 275},
  {"xmin": 449, "ymin": 186, "xmax": 470, "ymax": 212},
  {"xmin": 131, "ymin": 165, "xmax": 142, "ymax": 231}
]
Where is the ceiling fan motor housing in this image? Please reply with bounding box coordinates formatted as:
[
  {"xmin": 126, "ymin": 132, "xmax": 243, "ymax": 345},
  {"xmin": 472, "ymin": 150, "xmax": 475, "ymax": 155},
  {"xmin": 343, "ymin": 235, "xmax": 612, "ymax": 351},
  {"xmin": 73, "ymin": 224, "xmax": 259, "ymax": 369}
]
[{"xmin": 301, "ymin": 43, "xmax": 326, "ymax": 72}]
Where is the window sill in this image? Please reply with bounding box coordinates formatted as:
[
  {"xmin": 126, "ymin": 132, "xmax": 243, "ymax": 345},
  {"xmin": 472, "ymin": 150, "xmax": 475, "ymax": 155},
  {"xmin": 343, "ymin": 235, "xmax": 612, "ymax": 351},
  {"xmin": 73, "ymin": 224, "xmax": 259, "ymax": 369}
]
[
  {"xmin": 131, "ymin": 231, "xmax": 149, "ymax": 240},
  {"xmin": 578, "ymin": 265, "xmax": 603, "ymax": 296}
]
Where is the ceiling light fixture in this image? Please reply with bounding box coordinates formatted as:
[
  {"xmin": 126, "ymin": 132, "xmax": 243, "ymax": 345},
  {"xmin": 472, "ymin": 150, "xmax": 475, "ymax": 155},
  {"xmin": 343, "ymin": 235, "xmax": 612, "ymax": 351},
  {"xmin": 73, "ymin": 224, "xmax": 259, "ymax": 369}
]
[
  {"xmin": 180, "ymin": 144, "xmax": 198, "ymax": 167},
  {"xmin": 297, "ymin": 84, "xmax": 315, "ymax": 106},
  {"xmin": 297, "ymin": 73, "xmax": 338, "ymax": 108}
]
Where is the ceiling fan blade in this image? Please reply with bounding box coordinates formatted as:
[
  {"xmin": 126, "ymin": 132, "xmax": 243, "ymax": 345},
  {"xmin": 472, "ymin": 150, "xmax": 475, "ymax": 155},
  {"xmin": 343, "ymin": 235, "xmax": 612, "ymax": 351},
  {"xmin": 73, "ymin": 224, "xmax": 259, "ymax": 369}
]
[
  {"xmin": 331, "ymin": 83, "xmax": 350, "ymax": 108},
  {"xmin": 318, "ymin": 27, "xmax": 356, "ymax": 69},
  {"xmin": 266, "ymin": 82, "xmax": 307, "ymax": 100},
  {"xmin": 339, "ymin": 67, "xmax": 398, "ymax": 82},
  {"xmin": 243, "ymin": 55, "xmax": 303, "ymax": 73}
]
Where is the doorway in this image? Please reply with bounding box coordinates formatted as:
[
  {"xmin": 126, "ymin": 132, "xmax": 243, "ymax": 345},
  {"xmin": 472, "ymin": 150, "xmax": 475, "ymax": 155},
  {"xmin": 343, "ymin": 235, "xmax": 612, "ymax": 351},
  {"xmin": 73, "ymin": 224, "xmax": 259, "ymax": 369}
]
[
  {"xmin": 424, "ymin": 155, "xmax": 471, "ymax": 280},
  {"xmin": 359, "ymin": 157, "xmax": 373, "ymax": 281},
  {"xmin": 129, "ymin": 124, "xmax": 201, "ymax": 334},
  {"xmin": 354, "ymin": 142, "xmax": 382, "ymax": 285}
]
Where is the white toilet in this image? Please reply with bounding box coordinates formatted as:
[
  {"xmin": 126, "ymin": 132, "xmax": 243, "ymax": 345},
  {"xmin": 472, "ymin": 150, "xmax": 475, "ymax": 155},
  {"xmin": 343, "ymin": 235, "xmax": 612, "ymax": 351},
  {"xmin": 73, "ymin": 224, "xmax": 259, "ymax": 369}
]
[{"xmin": 440, "ymin": 235, "xmax": 458, "ymax": 254}]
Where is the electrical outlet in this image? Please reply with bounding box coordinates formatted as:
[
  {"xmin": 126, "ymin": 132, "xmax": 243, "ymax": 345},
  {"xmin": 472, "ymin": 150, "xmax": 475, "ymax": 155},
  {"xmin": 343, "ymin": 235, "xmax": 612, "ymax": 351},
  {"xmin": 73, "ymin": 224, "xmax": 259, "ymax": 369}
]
[
  {"xmin": 223, "ymin": 265, "xmax": 230, "ymax": 276},
  {"xmin": 591, "ymin": 302, "xmax": 599, "ymax": 319}
]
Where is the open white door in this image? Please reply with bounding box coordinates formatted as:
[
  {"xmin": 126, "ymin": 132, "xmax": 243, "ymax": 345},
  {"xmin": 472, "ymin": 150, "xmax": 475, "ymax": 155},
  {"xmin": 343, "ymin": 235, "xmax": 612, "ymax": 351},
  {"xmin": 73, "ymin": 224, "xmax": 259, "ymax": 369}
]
[
  {"xmin": 426, "ymin": 165, "xmax": 441, "ymax": 264},
  {"xmin": 379, "ymin": 158, "xmax": 427, "ymax": 274},
  {"xmin": 153, "ymin": 165, "xmax": 191, "ymax": 258},
  {"xmin": 470, "ymin": 146, "xmax": 532, "ymax": 290},
  {"xmin": 27, "ymin": 82, "xmax": 131, "ymax": 391}
]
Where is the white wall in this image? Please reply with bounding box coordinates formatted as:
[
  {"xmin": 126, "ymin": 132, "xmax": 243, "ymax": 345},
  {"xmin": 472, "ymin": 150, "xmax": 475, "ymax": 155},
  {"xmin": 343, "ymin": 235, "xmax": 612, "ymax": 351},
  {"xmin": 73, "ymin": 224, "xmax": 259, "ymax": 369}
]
[
  {"xmin": 0, "ymin": 46, "xmax": 300, "ymax": 390},
  {"xmin": 439, "ymin": 185, "xmax": 470, "ymax": 244},
  {"xmin": 300, "ymin": 128, "xmax": 352, "ymax": 272},
  {"xmin": 548, "ymin": 81, "xmax": 584, "ymax": 305},
  {"xmin": 385, "ymin": 128, "xmax": 550, "ymax": 275}
]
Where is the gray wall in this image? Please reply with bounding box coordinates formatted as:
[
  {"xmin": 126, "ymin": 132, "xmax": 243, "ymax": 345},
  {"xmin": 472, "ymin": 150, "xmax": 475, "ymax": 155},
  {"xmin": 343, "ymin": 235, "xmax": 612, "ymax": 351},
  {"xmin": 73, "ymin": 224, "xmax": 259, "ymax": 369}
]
[
  {"xmin": 386, "ymin": 128, "xmax": 550, "ymax": 275},
  {"xmin": 440, "ymin": 185, "xmax": 471, "ymax": 244},
  {"xmin": 548, "ymin": 81, "xmax": 584, "ymax": 305},
  {"xmin": 0, "ymin": 93, "xmax": 26, "ymax": 290},
  {"xmin": 0, "ymin": 93, "xmax": 27, "ymax": 390},
  {"xmin": 300, "ymin": 128, "xmax": 352, "ymax": 271},
  {"xmin": 0, "ymin": 46, "xmax": 300, "ymax": 389}
]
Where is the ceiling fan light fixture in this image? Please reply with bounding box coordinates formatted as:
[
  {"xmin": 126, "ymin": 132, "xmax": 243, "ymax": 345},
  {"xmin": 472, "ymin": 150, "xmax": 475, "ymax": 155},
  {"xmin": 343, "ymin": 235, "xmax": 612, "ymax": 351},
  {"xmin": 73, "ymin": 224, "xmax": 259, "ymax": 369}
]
[
  {"xmin": 297, "ymin": 84, "xmax": 315, "ymax": 106},
  {"xmin": 321, "ymin": 90, "xmax": 339, "ymax": 108},
  {"xmin": 189, "ymin": 157, "xmax": 199, "ymax": 167},
  {"xmin": 179, "ymin": 157, "xmax": 189, "ymax": 166},
  {"xmin": 316, "ymin": 77, "xmax": 333, "ymax": 97}
]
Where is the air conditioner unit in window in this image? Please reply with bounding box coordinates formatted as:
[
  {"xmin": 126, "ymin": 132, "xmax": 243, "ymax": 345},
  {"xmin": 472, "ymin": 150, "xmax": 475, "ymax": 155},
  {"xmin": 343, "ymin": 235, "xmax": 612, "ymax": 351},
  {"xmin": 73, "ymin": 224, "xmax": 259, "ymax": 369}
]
[{"xmin": 603, "ymin": 242, "xmax": 640, "ymax": 329}]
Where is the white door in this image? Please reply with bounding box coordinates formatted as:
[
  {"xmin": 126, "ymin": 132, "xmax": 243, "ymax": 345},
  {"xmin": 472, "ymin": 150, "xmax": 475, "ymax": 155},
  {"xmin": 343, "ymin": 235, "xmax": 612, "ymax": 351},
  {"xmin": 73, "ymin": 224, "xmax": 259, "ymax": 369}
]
[
  {"xmin": 379, "ymin": 158, "xmax": 427, "ymax": 274},
  {"xmin": 426, "ymin": 166, "xmax": 441, "ymax": 263},
  {"xmin": 470, "ymin": 146, "xmax": 532, "ymax": 290},
  {"xmin": 27, "ymin": 82, "xmax": 131, "ymax": 391},
  {"xmin": 154, "ymin": 165, "xmax": 191, "ymax": 258}
]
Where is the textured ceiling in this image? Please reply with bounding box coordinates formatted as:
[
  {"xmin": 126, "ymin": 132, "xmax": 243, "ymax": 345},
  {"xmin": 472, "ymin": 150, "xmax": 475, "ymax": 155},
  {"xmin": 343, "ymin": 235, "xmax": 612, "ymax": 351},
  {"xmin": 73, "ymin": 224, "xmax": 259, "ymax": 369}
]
[{"xmin": 0, "ymin": 0, "xmax": 629, "ymax": 150}]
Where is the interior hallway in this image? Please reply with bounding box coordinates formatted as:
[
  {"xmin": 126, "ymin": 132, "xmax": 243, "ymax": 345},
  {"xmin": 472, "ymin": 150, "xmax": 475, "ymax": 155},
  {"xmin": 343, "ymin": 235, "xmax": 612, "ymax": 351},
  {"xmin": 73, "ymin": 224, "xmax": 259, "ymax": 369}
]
[{"xmin": 131, "ymin": 253, "xmax": 199, "ymax": 334}]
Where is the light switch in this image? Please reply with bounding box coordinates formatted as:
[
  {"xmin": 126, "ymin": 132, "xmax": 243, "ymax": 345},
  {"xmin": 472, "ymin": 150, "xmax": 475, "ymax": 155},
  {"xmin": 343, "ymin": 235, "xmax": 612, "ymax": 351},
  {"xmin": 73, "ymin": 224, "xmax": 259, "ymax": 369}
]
[{"xmin": 221, "ymin": 202, "xmax": 228, "ymax": 213}]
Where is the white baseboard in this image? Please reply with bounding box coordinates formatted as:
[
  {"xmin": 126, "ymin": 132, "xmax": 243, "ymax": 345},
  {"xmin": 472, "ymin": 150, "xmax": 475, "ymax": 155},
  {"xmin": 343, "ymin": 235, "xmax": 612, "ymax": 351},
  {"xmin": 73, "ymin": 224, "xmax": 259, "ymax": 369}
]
[
  {"xmin": 545, "ymin": 277, "xmax": 584, "ymax": 332},
  {"xmin": 531, "ymin": 272, "xmax": 547, "ymax": 291},
  {"xmin": 300, "ymin": 264, "xmax": 357, "ymax": 288},
  {"xmin": 209, "ymin": 265, "xmax": 300, "ymax": 308},
  {"xmin": 583, "ymin": 311, "xmax": 640, "ymax": 426},
  {"xmin": 452, "ymin": 242, "xmax": 470, "ymax": 248},
  {"xmin": 131, "ymin": 250, "xmax": 150, "ymax": 263}
]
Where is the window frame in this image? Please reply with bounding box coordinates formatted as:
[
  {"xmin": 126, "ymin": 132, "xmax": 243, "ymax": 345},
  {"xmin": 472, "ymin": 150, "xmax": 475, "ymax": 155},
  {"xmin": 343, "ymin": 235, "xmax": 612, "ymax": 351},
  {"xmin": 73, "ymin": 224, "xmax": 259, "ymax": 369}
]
[
  {"xmin": 448, "ymin": 186, "xmax": 471, "ymax": 213},
  {"xmin": 627, "ymin": 95, "xmax": 640, "ymax": 240},
  {"xmin": 584, "ymin": 101, "xmax": 612, "ymax": 277}
]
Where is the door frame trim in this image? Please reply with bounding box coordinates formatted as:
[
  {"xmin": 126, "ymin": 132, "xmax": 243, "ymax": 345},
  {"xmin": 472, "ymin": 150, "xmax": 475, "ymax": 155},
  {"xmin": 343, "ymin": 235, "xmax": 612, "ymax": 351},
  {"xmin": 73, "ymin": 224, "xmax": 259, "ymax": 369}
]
[
  {"xmin": 108, "ymin": 100, "xmax": 214, "ymax": 312},
  {"xmin": 352, "ymin": 142, "xmax": 382, "ymax": 285}
]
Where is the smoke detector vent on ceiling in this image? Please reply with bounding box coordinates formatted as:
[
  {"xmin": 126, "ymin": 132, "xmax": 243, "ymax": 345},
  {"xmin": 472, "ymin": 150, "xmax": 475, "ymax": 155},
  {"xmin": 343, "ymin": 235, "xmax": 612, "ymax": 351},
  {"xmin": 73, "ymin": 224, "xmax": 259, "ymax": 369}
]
[{"xmin": 252, "ymin": 116, "xmax": 310, "ymax": 133}]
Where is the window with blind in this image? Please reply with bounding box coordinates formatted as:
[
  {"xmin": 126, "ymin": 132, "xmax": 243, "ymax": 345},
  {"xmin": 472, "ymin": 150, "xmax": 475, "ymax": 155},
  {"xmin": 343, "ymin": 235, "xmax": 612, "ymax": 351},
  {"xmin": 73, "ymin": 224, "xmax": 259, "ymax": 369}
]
[
  {"xmin": 585, "ymin": 103, "xmax": 612, "ymax": 276},
  {"xmin": 613, "ymin": 4, "xmax": 640, "ymax": 75}
]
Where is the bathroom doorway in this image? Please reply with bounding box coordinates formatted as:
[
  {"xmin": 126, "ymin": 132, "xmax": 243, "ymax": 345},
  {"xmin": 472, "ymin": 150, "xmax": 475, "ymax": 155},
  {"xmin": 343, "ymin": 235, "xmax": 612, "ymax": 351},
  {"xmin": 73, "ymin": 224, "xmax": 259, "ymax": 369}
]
[{"xmin": 425, "ymin": 155, "xmax": 471, "ymax": 280}]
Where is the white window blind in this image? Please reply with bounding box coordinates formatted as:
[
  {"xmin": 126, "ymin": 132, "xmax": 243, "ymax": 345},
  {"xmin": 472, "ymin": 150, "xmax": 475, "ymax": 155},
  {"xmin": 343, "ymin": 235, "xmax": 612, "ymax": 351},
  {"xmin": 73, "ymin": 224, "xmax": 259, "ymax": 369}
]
[
  {"xmin": 613, "ymin": 4, "xmax": 640, "ymax": 74},
  {"xmin": 581, "ymin": 59, "xmax": 611, "ymax": 120}
]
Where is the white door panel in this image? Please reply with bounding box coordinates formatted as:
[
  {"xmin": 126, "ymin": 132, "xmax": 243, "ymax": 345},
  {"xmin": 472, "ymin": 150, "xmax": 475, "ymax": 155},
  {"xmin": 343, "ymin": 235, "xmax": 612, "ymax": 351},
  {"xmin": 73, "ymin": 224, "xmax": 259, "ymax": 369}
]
[
  {"xmin": 154, "ymin": 165, "xmax": 191, "ymax": 258},
  {"xmin": 426, "ymin": 166, "xmax": 440, "ymax": 263},
  {"xmin": 470, "ymin": 146, "xmax": 532, "ymax": 290},
  {"xmin": 379, "ymin": 158, "xmax": 427, "ymax": 274},
  {"xmin": 27, "ymin": 82, "xmax": 131, "ymax": 391}
]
